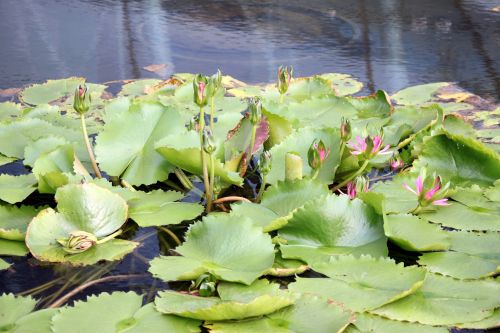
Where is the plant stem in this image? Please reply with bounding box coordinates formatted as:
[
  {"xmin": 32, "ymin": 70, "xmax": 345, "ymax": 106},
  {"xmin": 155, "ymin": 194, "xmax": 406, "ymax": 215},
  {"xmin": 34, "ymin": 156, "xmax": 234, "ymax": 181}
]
[
  {"xmin": 397, "ymin": 119, "xmax": 437, "ymax": 150},
  {"xmin": 198, "ymin": 106, "xmax": 211, "ymax": 212},
  {"xmin": 96, "ymin": 229, "xmax": 122, "ymax": 244},
  {"xmin": 80, "ymin": 114, "xmax": 102, "ymax": 178},
  {"xmin": 47, "ymin": 274, "xmax": 146, "ymax": 308},
  {"xmin": 256, "ymin": 175, "xmax": 266, "ymax": 202},
  {"xmin": 332, "ymin": 159, "xmax": 370, "ymax": 192},
  {"xmin": 209, "ymin": 97, "xmax": 215, "ymax": 130},
  {"xmin": 212, "ymin": 196, "xmax": 251, "ymax": 204},
  {"xmin": 279, "ymin": 93, "xmax": 284, "ymax": 104},
  {"xmin": 121, "ymin": 179, "xmax": 136, "ymax": 191},
  {"xmin": 158, "ymin": 226, "xmax": 182, "ymax": 246},
  {"xmin": 174, "ymin": 168, "xmax": 193, "ymax": 190},
  {"xmin": 248, "ymin": 124, "xmax": 257, "ymax": 168},
  {"xmin": 207, "ymin": 153, "xmax": 215, "ymax": 212}
]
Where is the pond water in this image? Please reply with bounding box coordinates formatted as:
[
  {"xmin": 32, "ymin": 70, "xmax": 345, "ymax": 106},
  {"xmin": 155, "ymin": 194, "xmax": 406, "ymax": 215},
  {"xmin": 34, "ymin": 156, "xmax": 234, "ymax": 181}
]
[
  {"xmin": 0, "ymin": 1, "xmax": 498, "ymax": 331},
  {"xmin": 0, "ymin": 0, "xmax": 499, "ymax": 100}
]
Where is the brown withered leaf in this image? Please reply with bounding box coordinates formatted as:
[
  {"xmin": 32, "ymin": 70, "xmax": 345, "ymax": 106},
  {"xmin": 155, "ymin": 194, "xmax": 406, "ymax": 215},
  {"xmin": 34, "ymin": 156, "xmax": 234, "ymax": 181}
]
[{"xmin": 0, "ymin": 87, "xmax": 22, "ymax": 97}]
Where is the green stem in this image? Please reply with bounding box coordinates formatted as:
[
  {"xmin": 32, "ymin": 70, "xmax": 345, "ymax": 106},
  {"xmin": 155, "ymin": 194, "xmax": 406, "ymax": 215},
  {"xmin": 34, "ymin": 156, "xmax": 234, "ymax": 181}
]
[
  {"xmin": 121, "ymin": 179, "xmax": 136, "ymax": 192},
  {"xmin": 332, "ymin": 159, "xmax": 370, "ymax": 192},
  {"xmin": 80, "ymin": 114, "xmax": 102, "ymax": 178},
  {"xmin": 397, "ymin": 119, "xmax": 437, "ymax": 150},
  {"xmin": 279, "ymin": 93, "xmax": 284, "ymax": 104},
  {"xmin": 96, "ymin": 229, "xmax": 122, "ymax": 245},
  {"xmin": 209, "ymin": 97, "xmax": 215, "ymax": 130},
  {"xmin": 174, "ymin": 168, "xmax": 193, "ymax": 190},
  {"xmin": 256, "ymin": 175, "xmax": 266, "ymax": 202},
  {"xmin": 207, "ymin": 153, "xmax": 215, "ymax": 212},
  {"xmin": 198, "ymin": 106, "xmax": 211, "ymax": 212},
  {"xmin": 158, "ymin": 226, "xmax": 182, "ymax": 246},
  {"xmin": 248, "ymin": 124, "xmax": 257, "ymax": 167},
  {"xmin": 311, "ymin": 168, "xmax": 320, "ymax": 180}
]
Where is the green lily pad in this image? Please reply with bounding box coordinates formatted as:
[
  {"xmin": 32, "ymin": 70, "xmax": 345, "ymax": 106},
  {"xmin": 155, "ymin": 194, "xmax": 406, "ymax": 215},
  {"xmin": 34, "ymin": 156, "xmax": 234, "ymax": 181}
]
[
  {"xmin": 229, "ymin": 202, "xmax": 284, "ymax": 232},
  {"xmin": 95, "ymin": 98, "xmax": 186, "ymax": 185},
  {"xmin": 26, "ymin": 183, "xmax": 137, "ymax": 265},
  {"xmin": 155, "ymin": 131, "xmax": 243, "ymax": 186},
  {"xmin": 383, "ymin": 214, "xmax": 450, "ymax": 252},
  {"xmin": 0, "ymin": 154, "xmax": 16, "ymax": 167},
  {"xmin": 0, "ymin": 258, "xmax": 10, "ymax": 270},
  {"xmin": 155, "ymin": 280, "xmax": 294, "ymax": 321},
  {"xmin": 205, "ymin": 294, "xmax": 353, "ymax": 333},
  {"xmin": 0, "ymin": 238, "xmax": 29, "ymax": 256},
  {"xmin": 448, "ymin": 230, "xmax": 500, "ymax": 261},
  {"xmin": 0, "ymin": 102, "xmax": 21, "ymax": 122},
  {"xmin": 344, "ymin": 313, "xmax": 448, "ymax": 333},
  {"xmin": 391, "ymin": 82, "xmax": 449, "ymax": 105},
  {"xmin": 418, "ymin": 251, "xmax": 499, "ymax": 279},
  {"xmin": 266, "ymin": 127, "xmax": 341, "ymax": 185},
  {"xmin": 19, "ymin": 77, "xmax": 84, "ymax": 106},
  {"xmin": 319, "ymin": 73, "xmax": 363, "ymax": 96},
  {"xmin": 456, "ymin": 308, "xmax": 500, "ymax": 330},
  {"xmin": 371, "ymin": 273, "xmax": 500, "ymax": 325},
  {"xmin": 0, "ymin": 205, "xmax": 40, "ymax": 241},
  {"xmin": 8, "ymin": 308, "xmax": 58, "ymax": 333},
  {"xmin": 118, "ymin": 79, "xmax": 162, "ymax": 97},
  {"xmin": 23, "ymin": 136, "xmax": 69, "ymax": 167},
  {"xmin": 0, "ymin": 294, "xmax": 37, "ymax": 329},
  {"xmin": 149, "ymin": 214, "xmax": 275, "ymax": 285},
  {"xmin": 0, "ymin": 117, "xmax": 80, "ymax": 159},
  {"xmin": 278, "ymin": 195, "xmax": 386, "ymax": 264},
  {"xmin": 0, "ymin": 174, "xmax": 37, "ymax": 204},
  {"xmin": 413, "ymin": 131, "xmax": 500, "ymax": 187},
  {"xmin": 347, "ymin": 90, "xmax": 392, "ymax": 119},
  {"xmin": 290, "ymin": 255, "xmax": 425, "ymax": 312},
  {"xmin": 128, "ymin": 189, "xmax": 203, "ymax": 227}
]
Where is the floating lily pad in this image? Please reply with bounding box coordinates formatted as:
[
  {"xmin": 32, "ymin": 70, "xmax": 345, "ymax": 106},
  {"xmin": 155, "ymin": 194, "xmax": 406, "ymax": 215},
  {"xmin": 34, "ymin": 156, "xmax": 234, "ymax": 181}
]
[
  {"xmin": 0, "ymin": 154, "xmax": 16, "ymax": 167},
  {"xmin": 0, "ymin": 238, "xmax": 29, "ymax": 256},
  {"xmin": 96, "ymin": 98, "xmax": 186, "ymax": 185},
  {"xmin": 7, "ymin": 308, "xmax": 58, "ymax": 333},
  {"xmin": 26, "ymin": 183, "xmax": 137, "ymax": 265},
  {"xmin": 278, "ymin": 195, "xmax": 386, "ymax": 264},
  {"xmin": 344, "ymin": 313, "xmax": 448, "ymax": 333},
  {"xmin": 205, "ymin": 294, "xmax": 353, "ymax": 333},
  {"xmin": 128, "ymin": 189, "xmax": 203, "ymax": 227},
  {"xmin": 0, "ymin": 174, "xmax": 37, "ymax": 204},
  {"xmin": 155, "ymin": 131, "xmax": 243, "ymax": 186},
  {"xmin": 155, "ymin": 280, "xmax": 294, "ymax": 321},
  {"xmin": 0, "ymin": 102, "xmax": 21, "ymax": 122},
  {"xmin": 391, "ymin": 82, "xmax": 449, "ymax": 105},
  {"xmin": 19, "ymin": 77, "xmax": 84, "ymax": 106},
  {"xmin": 319, "ymin": 73, "xmax": 363, "ymax": 96},
  {"xmin": 0, "ymin": 258, "xmax": 10, "ymax": 270},
  {"xmin": 347, "ymin": 90, "xmax": 392, "ymax": 119},
  {"xmin": 118, "ymin": 79, "xmax": 163, "ymax": 97},
  {"xmin": 0, "ymin": 294, "xmax": 38, "ymax": 330},
  {"xmin": 290, "ymin": 255, "xmax": 425, "ymax": 312},
  {"xmin": 448, "ymin": 230, "xmax": 500, "ymax": 261},
  {"xmin": 149, "ymin": 214, "xmax": 275, "ymax": 285},
  {"xmin": 456, "ymin": 309, "xmax": 500, "ymax": 330},
  {"xmin": 229, "ymin": 202, "xmax": 284, "ymax": 232},
  {"xmin": 371, "ymin": 273, "xmax": 500, "ymax": 325},
  {"xmin": 418, "ymin": 251, "xmax": 499, "ymax": 279},
  {"xmin": 266, "ymin": 127, "xmax": 341, "ymax": 185},
  {"xmin": 0, "ymin": 205, "xmax": 40, "ymax": 241}
]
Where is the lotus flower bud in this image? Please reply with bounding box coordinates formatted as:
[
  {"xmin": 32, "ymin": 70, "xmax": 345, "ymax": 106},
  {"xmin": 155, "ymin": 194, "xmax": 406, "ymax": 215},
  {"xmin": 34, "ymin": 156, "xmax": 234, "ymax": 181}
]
[
  {"xmin": 193, "ymin": 74, "xmax": 209, "ymax": 107},
  {"xmin": 308, "ymin": 139, "xmax": 330, "ymax": 170},
  {"xmin": 259, "ymin": 151, "xmax": 272, "ymax": 175},
  {"xmin": 199, "ymin": 281, "xmax": 216, "ymax": 297},
  {"xmin": 202, "ymin": 128, "xmax": 216, "ymax": 154},
  {"xmin": 340, "ymin": 118, "xmax": 352, "ymax": 142},
  {"xmin": 277, "ymin": 65, "xmax": 293, "ymax": 95},
  {"xmin": 206, "ymin": 69, "xmax": 223, "ymax": 98},
  {"xmin": 249, "ymin": 97, "xmax": 262, "ymax": 125},
  {"xmin": 285, "ymin": 152, "xmax": 303, "ymax": 181},
  {"xmin": 390, "ymin": 157, "xmax": 405, "ymax": 171},
  {"xmin": 73, "ymin": 84, "xmax": 91, "ymax": 115},
  {"xmin": 58, "ymin": 230, "xmax": 97, "ymax": 254}
]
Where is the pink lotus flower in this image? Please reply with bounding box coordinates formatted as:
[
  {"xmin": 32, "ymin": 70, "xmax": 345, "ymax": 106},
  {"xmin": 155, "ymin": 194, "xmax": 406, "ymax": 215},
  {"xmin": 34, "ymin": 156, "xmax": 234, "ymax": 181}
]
[
  {"xmin": 390, "ymin": 158, "xmax": 404, "ymax": 171},
  {"xmin": 347, "ymin": 182, "xmax": 356, "ymax": 199},
  {"xmin": 346, "ymin": 177, "xmax": 369, "ymax": 200},
  {"xmin": 348, "ymin": 135, "xmax": 390, "ymax": 159},
  {"xmin": 403, "ymin": 172, "xmax": 450, "ymax": 208}
]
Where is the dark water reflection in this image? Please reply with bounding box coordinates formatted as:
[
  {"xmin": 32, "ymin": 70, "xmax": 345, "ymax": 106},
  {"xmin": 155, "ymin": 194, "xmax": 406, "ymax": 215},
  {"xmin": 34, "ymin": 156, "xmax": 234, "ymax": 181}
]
[{"xmin": 0, "ymin": 0, "xmax": 499, "ymax": 99}]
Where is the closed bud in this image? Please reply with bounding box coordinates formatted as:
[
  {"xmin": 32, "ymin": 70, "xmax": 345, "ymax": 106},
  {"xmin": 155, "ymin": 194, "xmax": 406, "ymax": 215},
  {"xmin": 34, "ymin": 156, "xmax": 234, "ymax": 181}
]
[
  {"xmin": 308, "ymin": 139, "xmax": 330, "ymax": 170},
  {"xmin": 202, "ymin": 128, "xmax": 216, "ymax": 154},
  {"xmin": 58, "ymin": 230, "xmax": 97, "ymax": 254},
  {"xmin": 277, "ymin": 65, "xmax": 293, "ymax": 95},
  {"xmin": 193, "ymin": 74, "xmax": 209, "ymax": 107},
  {"xmin": 199, "ymin": 281, "xmax": 216, "ymax": 297},
  {"xmin": 249, "ymin": 97, "xmax": 262, "ymax": 125},
  {"xmin": 340, "ymin": 118, "xmax": 352, "ymax": 142},
  {"xmin": 73, "ymin": 84, "xmax": 91, "ymax": 114},
  {"xmin": 259, "ymin": 151, "xmax": 272, "ymax": 175}
]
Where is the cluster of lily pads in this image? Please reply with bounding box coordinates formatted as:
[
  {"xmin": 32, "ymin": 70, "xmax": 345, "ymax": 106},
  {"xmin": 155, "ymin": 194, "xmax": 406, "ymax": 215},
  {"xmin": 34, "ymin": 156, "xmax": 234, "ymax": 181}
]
[{"xmin": 0, "ymin": 68, "xmax": 499, "ymax": 332}]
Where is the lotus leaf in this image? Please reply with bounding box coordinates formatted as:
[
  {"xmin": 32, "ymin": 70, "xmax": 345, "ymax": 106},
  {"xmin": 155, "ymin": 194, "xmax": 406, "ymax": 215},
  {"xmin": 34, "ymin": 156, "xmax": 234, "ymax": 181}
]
[
  {"xmin": 0, "ymin": 102, "xmax": 21, "ymax": 122},
  {"xmin": 0, "ymin": 174, "xmax": 37, "ymax": 204},
  {"xmin": 383, "ymin": 214, "xmax": 450, "ymax": 252},
  {"xmin": 448, "ymin": 230, "xmax": 500, "ymax": 261},
  {"xmin": 266, "ymin": 127, "xmax": 341, "ymax": 185},
  {"xmin": 23, "ymin": 136, "xmax": 69, "ymax": 167},
  {"xmin": 155, "ymin": 280, "xmax": 294, "ymax": 321},
  {"xmin": 223, "ymin": 116, "xmax": 269, "ymax": 163},
  {"xmin": 0, "ymin": 154, "xmax": 16, "ymax": 167},
  {"xmin": 258, "ymin": 179, "xmax": 330, "ymax": 229},
  {"xmin": 418, "ymin": 251, "xmax": 499, "ymax": 279},
  {"xmin": 118, "ymin": 79, "xmax": 162, "ymax": 97},
  {"xmin": 456, "ymin": 309, "xmax": 500, "ymax": 329},
  {"xmin": 128, "ymin": 189, "xmax": 203, "ymax": 227},
  {"xmin": 149, "ymin": 214, "xmax": 274, "ymax": 285},
  {"xmin": 318, "ymin": 73, "xmax": 363, "ymax": 96},
  {"xmin": 55, "ymin": 294, "xmax": 201, "ymax": 332},
  {"xmin": 0, "ymin": 205, "xmax": 40, "ymax": 241},
  {"xmin": 26, "ymin": 183, "xmax": 137, "ymax": 265},
  {"xmin": 278, "ymin": 195, "xmax": 386, "ymax": 263},
  {"xmin": 347, "ymin": 90, "xmax": 392, "ymax": 119},
  {"xmin": 0, "ymin": 294, "xmax": 37, "ymax": 329},
  {"xmin": 0, "ymin": 239, "xmax": 29, "ymax": 256},
  {"xmin": 229, "ymin": 202, "xmax": 283, "ymax": 232},
  {"xmin": 206, "ymin": 294, "xmax": 353, "ymax": 333},
  {"xmin": 266, "ymin": 252, "xmax": 308, "ymax": 277},
  {"xmin": 290, "ymin": 255, "xmax": 425, "ymax": 312},
  {"xmin": 391, "ymin": 82, "xmax": 449, "ymax": 105},
  {"xmin": 262, "ymin": 110, "xmax": 293, "ymax": 147},
  {"xmin": 155, "ymin": 131, "xmax": 243, "ymax": 186},
  {"xmin": 344, "ymin": 313, "xmax": 448, "ymax": 333},
  {"xmin": 413, "ymin": 131, "xmax": 500, "ymax": 187},
  {"xmin": 19, "ymin": 77, "xmax": 84, "ymax": 106},
  {"xmin": 371, "ymin": 273, "xmax": 500, "ymax": 325},
  {"xmin": 95, "ymin": 98, "xmax": 186, "ymax": 185},
  {"xmin": 7, "ymin": 308, "xmax": 57, "ymax": 333},
  {"xmin": 0, "ymin": 258, "xmax": 10, "ymax": 270},
  {"xmin": 0, "ymin": 118, "xmax": 80, "ymax": 159},
  {"xmin": 450, "ymin": 185, "xmax": 499, "ymax": 211}
]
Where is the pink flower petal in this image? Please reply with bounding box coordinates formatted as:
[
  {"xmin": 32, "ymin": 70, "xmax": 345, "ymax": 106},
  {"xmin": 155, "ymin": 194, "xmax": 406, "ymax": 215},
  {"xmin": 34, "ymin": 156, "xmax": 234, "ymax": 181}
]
[
  {"xmin": 432, "ymin": 198, "xmax": 450, "ymax": 206},
  {"xmin": 378, "ymin": 145, "xmax": 391, "ymax": 155},
  {"xmin": 403, "ymin": 183, "xmax": 417, "ymax": 195},
  {"xmin": 415, "ymin": 176, "xmax": 424, "ymax": 195}
]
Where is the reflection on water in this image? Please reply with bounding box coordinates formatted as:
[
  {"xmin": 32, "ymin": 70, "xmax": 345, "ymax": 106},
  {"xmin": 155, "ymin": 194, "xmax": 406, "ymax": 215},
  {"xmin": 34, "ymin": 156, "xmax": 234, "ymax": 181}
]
[{"xmin": 0, "ymin": 0, "xmax": 498, "ymax": 99}]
